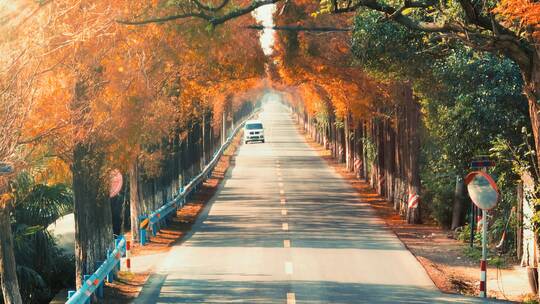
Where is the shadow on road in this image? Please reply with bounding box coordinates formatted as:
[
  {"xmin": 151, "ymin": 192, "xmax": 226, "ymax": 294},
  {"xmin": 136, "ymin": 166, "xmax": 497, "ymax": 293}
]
[{"xmin": 136, "ymin": 278, "xmax": 496, "ymax": 303}]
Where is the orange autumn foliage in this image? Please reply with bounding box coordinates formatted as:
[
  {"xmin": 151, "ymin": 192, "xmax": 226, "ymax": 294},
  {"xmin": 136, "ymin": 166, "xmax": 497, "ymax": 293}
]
[
  {"xmin": 12, "ymin": 0, "xmax": 267, "ymax": 179},
  {"xmin": 496, "ymin": 0, "xmax": 540, "ymax": 29},
  {"xmin": 270, "ymin": 0, "xmax": 393, "ymax": 124}
]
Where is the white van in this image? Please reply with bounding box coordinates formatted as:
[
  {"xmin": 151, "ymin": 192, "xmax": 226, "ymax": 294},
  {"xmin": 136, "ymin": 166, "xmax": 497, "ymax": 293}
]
[{"xmin": 244, "ymin": 120, "xmax": 265, "ymax": 144}]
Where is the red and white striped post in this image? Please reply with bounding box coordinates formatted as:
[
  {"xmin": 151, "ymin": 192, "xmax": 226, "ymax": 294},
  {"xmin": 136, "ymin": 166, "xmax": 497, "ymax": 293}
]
[
  {"xmin": 378, "ymin": 173, "xmax": 385, "ymax": 192},
  {"xmin": 354, "ymin": 158, "xmax": 362, "ymax": 178},
  {"xmin": 125, "ymin": 240, "xmax": 131, "ymax": 273},
  {"xmin": 408, "ymin": 192, "xmax": 420, "ymax": 209},
  {"xmin": 479, "ymin": 209, "xmax": 487, "ymax": 298},
  {"xmin": 480, "ymin": 259, "xmax": 487, "ymax": 297},
  {"xmin": 354, "ymin": 158, "xmax": 361, "ymax": 171}
]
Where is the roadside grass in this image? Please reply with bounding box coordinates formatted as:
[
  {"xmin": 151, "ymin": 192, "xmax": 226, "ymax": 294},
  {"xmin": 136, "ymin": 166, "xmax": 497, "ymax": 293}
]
[{"xmin": 462, "ymin": 246, "xmax": 508, "ymax": 268}]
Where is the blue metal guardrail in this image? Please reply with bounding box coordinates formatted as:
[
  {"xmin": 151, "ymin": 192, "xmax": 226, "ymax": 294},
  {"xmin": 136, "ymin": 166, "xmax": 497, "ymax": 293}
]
[
  {"xmin": 66, "ymin": 110, "xmax": 258, "ymax": 303},
  {"xmin": 138, "ymin": 110, "xmax": 259, "ymax": 245},
  {"xmin": 66, "ymin": 236, "xmax": 126, "ymax": 304}
]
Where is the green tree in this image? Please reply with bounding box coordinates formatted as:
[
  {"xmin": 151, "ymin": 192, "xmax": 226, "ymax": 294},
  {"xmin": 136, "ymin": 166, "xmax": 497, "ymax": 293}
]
[
  {"xmin": 351, "ymin": 11, "xmax": 530, "ymax": 228},
  {"xmin": 1, "ymin": 172, "xmax": 74, "ymax": 304}
]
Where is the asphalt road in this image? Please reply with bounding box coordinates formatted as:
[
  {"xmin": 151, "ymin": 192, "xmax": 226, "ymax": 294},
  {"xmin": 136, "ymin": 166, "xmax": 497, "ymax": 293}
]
[{"xmin": 135, "ymin": 100, "xmax": 499, "ymax": 303}]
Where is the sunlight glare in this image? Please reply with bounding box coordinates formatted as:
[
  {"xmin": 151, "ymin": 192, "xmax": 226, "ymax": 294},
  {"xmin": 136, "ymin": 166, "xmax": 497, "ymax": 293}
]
[{"xmin": 252, "ymin": 4, "xmax": 277, "ymax": 56}]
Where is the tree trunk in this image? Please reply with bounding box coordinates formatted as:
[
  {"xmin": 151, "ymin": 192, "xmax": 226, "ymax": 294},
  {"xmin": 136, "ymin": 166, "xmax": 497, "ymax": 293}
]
[
  {"xmin": 517, "ymin": 181, "xmax": 523, "ymax": 260},
  {"xmin": 72, "ymin": 143, "xmax": 113, "ymax": 289},
  {"xmin": 71, "ymin": 76, "xmax": 114, "ymax": 288},
  {"xmin": 383, "ymin": 118, "xmax": 394, "ymax": 202},
  {"xmin": 222, "ymin": 109, "xmax": 226, "ymax": 145},
  {"xmin": 451, "ymin": 175, "xmax": 465, "ymax": 230},
  {"xmin": 332, "ymin": 117, "xmax": 337, "ymax": 158},
  {"xmin": 527, "ymin": 98, "xmax": 540, "ymax": 170},
  {"xmin": 370, "ymin": 121, "xmax": 377, "ymax": 188},
  {"xmin": 407, "ymin": 113, "xmax": 420, "ymax": 224},
  {"xmin": 339, "ymin": 123, "xmax": 346, "ymax": 163},
  {"xmin": 394, "ymin": 107, "xmax": 405, "ymax": 217},
  {"xmin": 344, "ymin": 113, "xmax": 352, "ymax": 171},
  {"xmin": 356, "ymin": 122, "xmax": 364, "ymax": 179},
  {"xmin": 129, "ymin": 157, "xmax": 141, "ymax": 242},
  {"xmin": 362, "ymin": 121, "xmax": 369, "ymax": 180},
  {"xmin": 323, "ymin": 122, "xmax": 328, "ymax": 149},
  {"xmin": 0, "ymin": 178, "xmax": 23, "ymax": 304},
  {"xmin": 376, "ymin": 119, "xmax": 385, "ymax": 195},
  {"xmin": 524, "ymin": 56, "xmax": 540, "ymax": 170},
  {"xmin": 520, "ymin": 62, "xmax": 540, "ymax": 297},
  {"xmin": 201, "ymin": 114, "xmax": 206, "ymax": 170},
  {"xmin": 405, "ymin": 87, "xmax": 421, "ymax": 224}
]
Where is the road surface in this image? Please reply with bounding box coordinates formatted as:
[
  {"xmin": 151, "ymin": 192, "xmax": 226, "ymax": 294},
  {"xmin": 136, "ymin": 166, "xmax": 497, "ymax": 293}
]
[{"xmin": 136, "ymin": 100, "xmax": 499, "ymax": 303}]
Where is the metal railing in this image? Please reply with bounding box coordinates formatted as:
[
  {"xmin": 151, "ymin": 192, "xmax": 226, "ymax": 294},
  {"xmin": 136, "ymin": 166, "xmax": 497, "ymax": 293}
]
[
  {"xmin": 66, "ymin": 236, "xmax": 126, "ymax": 304},
  {"xmin": 139, "ymin": 110, "xmax": 258, "ymax": 242},
  {"xmin": 65, "ymin": 109, "xmax": 258, "ymax": 303},
  {"xmin": 138, "ymin": 109, "xmax": 259, "ymax": 244}
]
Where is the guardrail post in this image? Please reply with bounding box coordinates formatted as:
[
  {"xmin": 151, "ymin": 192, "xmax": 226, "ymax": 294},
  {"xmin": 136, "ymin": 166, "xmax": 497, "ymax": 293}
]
[
  {"xmin": 162, "ymin": 204, "xmax": 169, "ymax": 227},
  {"xmin": 95, "ymin": 261, "xmax": 104, "ymax": 298},
  {"xmin": 83, "ymin": 275, "xmax": 91, "ymax": 304},
  {"xmin": 114, "ymin": 237, "xmax": 121, "ymax": 273},
  {"xmin": 180, "ymin": 188, "xmax": 185, "ymax": 206},
  {"xmin": 125, "ymin": 240, "xmax": 131, "ymax": 273},
  {"xmin": 139, "ymin": 215, "xmax": 147, "ymax": 246},
  {"xmin": 166, "ymin": 207, "xmax": 173, "ymax": 226},
  {"xmin": 97, "ymin": 279, "xmax": 104, "ymax": 299},
  {"xmin": 67, "ymin": 290, "xmax": 75, "ymax": 300},
  {"xmin": 122, "ymin": 236, "xmax": 126, "ymax": 255},
  {"xmin": 106, "ymin": 249, "xmax": 114, "ymax": 283},
  {"xmin": 140, "ymin": 227, "xmax": 147, "ymax": 246},
  {"xmin": 151, "ymin": 221, "xmax": 157, "ymax": 237},
  {"xmin": 176, "ymin": 197, "xmax": 180, "ymax": 208}
]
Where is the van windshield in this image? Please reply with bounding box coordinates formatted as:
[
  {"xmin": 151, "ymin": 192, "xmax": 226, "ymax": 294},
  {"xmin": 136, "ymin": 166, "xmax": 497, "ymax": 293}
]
[{"xmin": 246, "ymin": 123, "xmax": 263, "ymax": 130}]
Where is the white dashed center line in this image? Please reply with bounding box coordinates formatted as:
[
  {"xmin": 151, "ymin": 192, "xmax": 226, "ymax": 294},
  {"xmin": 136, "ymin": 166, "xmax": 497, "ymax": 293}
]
[
  {"xmin": 282, "ymin": 223, "xmax": 289, "ymax": 231},
  {"xmin": 287, "ymin": 293, "xmax": 296, "ymax": 304},
  {"xmin": 278, "ymin": 182, "xmax": 284, "ymax": 187},
  {"xmin": 285, "ymin": 262, "xmax": 293, "ymax": 274},
  {"xmin": 280, "ymin": 198, "xmax": 286, "ymax": 204},
  {"xmin": 281, "ymin": 209, "xmax": 287, "ymax": 216},
  {"xmin": 283, "ymin": 239, "xmax": 291, "ymax": 248},
  {"xmin": 280, "ymin": 189, "xmax": 285, "ymax": 195}
]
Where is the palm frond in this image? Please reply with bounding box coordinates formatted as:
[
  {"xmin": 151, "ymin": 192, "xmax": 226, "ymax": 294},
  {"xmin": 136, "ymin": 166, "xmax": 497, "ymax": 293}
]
[{"xmin": 12, "ymin": 172, "xmax": 73, "ymax": 227}]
